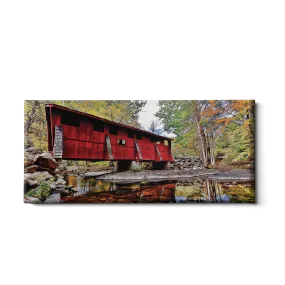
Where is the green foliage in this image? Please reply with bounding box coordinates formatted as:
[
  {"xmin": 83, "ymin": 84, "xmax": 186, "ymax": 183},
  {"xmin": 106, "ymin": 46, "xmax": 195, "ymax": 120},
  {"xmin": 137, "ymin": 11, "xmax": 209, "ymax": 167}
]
[
  {"xmin": 156, "ymin": 100, "xmax": 194, "ymax": 135},
  {"xmin": 216, "ymin": 120, "xmax": 254, "ymax": 164},
  {"xmin": 24, "ymin": 100, "xmax": 147, "ymax": 150},
  {"xmin": 156, "ymin": 100, "xmax": 255, "ymax": 166},
  {"xmin": 35, "ymin": 183, "xmax": 51, "ymax": 202},
  {"xmin": 25, "ymin": 182, "xmax": 52, "ymax": 202},
  {"xmin": 156, "ymin": 101, "xmax": 200, "ymax": 157},
  {"xmin": 24, "ymin": 99, "xmax": 254, "ymax": 168},
  {"xmin": 25, "ymin": 188, "xmax": 38, "ymax": 197},
  {"xmin": 89, "ymin": 161, "xmax": 110, "ymax": 167}
]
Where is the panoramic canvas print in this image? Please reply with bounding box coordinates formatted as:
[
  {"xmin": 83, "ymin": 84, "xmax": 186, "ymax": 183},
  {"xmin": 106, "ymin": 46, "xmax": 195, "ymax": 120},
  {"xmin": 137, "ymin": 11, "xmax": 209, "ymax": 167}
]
[{"xmin": 24, "ymin": 100, "xmax": 255, "ymax": 204}]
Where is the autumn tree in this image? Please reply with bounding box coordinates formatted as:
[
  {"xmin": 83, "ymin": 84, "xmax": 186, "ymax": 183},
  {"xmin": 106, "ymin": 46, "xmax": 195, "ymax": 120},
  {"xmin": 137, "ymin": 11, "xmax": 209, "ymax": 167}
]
[
  {"xmin": 156, "ymin": 100, "xmax": 255, "ymax": 167},
  {"xmin": 24, "ymin": 100, "xmax": 147, "ymax": 151},
  {"xmin": 156, "ymin": 101, "xmax": 200, "ymax": 157}
]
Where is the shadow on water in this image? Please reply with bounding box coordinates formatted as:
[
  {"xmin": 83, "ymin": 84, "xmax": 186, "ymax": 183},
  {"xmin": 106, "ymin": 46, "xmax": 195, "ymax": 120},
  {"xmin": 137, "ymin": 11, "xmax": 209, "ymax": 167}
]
[{"xmin": 61, "ymin": 175, "xmax": 255, "ymax": 203}]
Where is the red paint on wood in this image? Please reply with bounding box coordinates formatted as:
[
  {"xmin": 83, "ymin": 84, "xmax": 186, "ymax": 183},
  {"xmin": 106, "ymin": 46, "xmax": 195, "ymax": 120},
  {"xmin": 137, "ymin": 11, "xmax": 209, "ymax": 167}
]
[{"xmin": 45, "ymin": 104, "xmax": 174, "ymax": 162}]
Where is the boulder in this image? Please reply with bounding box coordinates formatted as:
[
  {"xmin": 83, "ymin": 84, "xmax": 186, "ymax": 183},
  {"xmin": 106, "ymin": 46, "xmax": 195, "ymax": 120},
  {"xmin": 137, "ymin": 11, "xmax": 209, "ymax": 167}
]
[
  {"xmin": 36, "ymin": 166, "xmax": 55, "ymax": 175},
  {"xmin": 59, "ymin": 189, "xmax": 71, "ymax": 196},
  {"xmin": 24, "ymin": 161, "xmax": 34, "ymax": 168},
  {"xmin": 58, "ymin": 160, "xmax": 68, "ymax": 171},
  {"xmin": 25, "ymin": 179, "xmax": 39, "ymax": 188},
  {"xmin": 34, "ymin": 152, "xmax": 58, "ymax": 170},
  {"xmin": 49, "ymin": 182, "xmax": 57, "ymax": 190},
  {"xmin": 56, "ymin": 178, "xmax": 67, "ymax": 185},
  {"xmin": 24, "ymin": 151, "xmax": 36, "ymax": 167},
  {"xmin": 54, "ymin": 178, "xmax": 67, "ymax": 191},
  {"xmin": 172, "ymin": 157, "xmax": 204, "ymax": 170},
  {"xmin": 58, "ymin": 165, "xmax": 67, "ymax": 172},
  {"xmin": 193, "ymin": 163, "xmax": 204, "ymax": 170},
  {"xmin": 25, "ymin": 165, "xmax": 39, "ymax": 173},
  {"xmin": 24, "ymin": 171, "xmax": 53, "ymax": 186},
  {"xmin": 25, "ymin": 147, "xmax": 41, "ymax": 154},
  {"xmin": 23, "ymin": 197, "xmax": 39, "ymax": 204},
  {"xmin": 44, "ymin": 193, "xmax": 61, "ymax": 204}
]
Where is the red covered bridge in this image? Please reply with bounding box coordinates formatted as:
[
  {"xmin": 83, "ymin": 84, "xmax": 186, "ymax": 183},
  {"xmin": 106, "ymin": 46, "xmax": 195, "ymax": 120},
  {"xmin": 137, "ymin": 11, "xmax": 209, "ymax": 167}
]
[{"xmin": 45, "ymin": 104, "xmax": 174, "ymax": 170}]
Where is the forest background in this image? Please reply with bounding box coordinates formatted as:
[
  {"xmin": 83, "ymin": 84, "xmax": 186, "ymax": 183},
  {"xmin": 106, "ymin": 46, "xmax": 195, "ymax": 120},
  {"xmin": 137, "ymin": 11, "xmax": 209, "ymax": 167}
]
[{"xmin": 24, "ymin": 100, "xmax": 254, "ymax": 168}]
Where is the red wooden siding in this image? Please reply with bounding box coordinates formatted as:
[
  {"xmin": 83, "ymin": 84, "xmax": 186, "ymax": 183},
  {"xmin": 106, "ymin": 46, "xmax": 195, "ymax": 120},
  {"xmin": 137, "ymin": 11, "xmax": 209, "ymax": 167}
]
[
  {"xmin": 136, "ymin": 137, "xmax": 155, "ymax": 161},
  {"xmin": 45, "ymin": 104, "xmax": 174, "ymax": 162},
  {"xmin": 157, "ymin": 144, "xmax": 171, "ymax": 161}
]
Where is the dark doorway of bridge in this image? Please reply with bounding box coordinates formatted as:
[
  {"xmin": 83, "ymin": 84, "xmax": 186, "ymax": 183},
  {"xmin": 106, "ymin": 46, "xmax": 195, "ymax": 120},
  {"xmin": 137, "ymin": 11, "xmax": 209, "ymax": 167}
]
[
  {"xmin": 152, "ymin": 162, "xmax": 168, "ymax": 170},
  {"xmin": 117, "ymin": 160, "xmax": 132, "ymax": 171},
  {"xmin": 116, "ymin": 161, "xmax": 168, "ymax": 171}
]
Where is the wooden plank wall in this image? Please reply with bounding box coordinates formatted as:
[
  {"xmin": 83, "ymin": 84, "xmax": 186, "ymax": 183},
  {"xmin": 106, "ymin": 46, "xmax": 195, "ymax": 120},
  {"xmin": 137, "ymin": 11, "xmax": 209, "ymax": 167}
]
[
  {"xmin": 157, "ymin": 144, "xmax": 171, "ymax": 161},
  {"xmin": 50, "ymin": 108, "xmax": 173, "ymax": 161}
]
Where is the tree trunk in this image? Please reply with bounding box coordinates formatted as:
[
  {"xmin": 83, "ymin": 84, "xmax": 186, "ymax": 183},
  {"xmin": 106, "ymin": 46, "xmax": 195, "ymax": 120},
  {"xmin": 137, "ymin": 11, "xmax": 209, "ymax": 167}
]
[
  {"xmin": 249, "ymin": 103, "xmax": 255, "ymax": 138},
  {"xmin": 205, "ymin": 133, "xmax": 211, "ymax": 165},
  {"xmin": 210, "ymin": 135, "xmax": 215, "ymax": 166},
  {"xmin": 194, "ymin": 101, "xmax": 208, "ymax": 167},
  {"xmin": 24, "ymin": 100, "xmax": 40, "ymax": 134}
]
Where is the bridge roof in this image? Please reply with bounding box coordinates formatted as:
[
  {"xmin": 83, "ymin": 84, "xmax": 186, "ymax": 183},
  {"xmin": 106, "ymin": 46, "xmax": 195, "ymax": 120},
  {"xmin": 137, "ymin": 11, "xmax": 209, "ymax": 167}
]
[{"xmin": 45, "ymin": 104, "xmax": 173, "ymax": 140}]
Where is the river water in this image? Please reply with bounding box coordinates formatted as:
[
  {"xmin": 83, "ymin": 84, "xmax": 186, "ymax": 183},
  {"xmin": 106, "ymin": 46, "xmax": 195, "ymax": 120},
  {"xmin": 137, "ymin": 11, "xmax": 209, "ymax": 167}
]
[{"xmin": 61, "ymin": 175, "xmax": 255, "ymax": 203}]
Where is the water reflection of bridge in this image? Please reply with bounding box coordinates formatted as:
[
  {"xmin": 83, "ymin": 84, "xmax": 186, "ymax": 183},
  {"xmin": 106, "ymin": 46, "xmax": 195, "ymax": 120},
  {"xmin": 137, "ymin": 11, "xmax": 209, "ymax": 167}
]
[
  {"xmin": 64, "ymin": 175, "xmax": 255, "ymax": 203},
  {"xmin": 63, "ymin": 176, "xmax": 176, "ymax": 203}
]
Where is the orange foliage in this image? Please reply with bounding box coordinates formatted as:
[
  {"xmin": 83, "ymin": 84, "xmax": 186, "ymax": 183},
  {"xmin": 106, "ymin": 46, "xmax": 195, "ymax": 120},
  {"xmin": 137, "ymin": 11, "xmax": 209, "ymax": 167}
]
[
  {"xmin": 231, "ymin": 100, "xmax": 254, "ymax": 116},
  {"xmin": 201, "ymin": 100, "xmax": 254, "ymax": 137}
]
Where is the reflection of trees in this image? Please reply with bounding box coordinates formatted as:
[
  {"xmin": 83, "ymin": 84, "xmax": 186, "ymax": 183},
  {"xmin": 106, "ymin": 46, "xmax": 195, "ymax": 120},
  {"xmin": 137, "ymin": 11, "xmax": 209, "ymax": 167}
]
[
  {"xmin": 175, "ymin": 180, "xmax": 206, "ymax": 202},
  {"xmin": 67, "ymin": 175, "xmax": 77, "ymax": 188},
  {"xmin": 64, "ymin": 177, "xmax": 255, "ymax": 203},
  {"xmin": 218, "ymin": 182, "xmax": 255, "ymax": 203},
  {"xmin": 206, "ymin": 180, "xmax": 255, "ymax": 203},
  {"xmin": 174, "ymin": 179, "xmax": 255, "ymax": 203},
  {"xmin": 206, "ymin": 180, "xmax": 223, "ymax": 202}
]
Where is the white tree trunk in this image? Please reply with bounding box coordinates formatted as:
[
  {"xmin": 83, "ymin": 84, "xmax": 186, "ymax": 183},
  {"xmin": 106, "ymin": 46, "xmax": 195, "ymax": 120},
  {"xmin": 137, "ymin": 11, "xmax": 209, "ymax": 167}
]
[
  {"xmin": 196, "ymin": 118, "xmax": 207, "ymax": 166},
  {"xmin": 194, "ymin": 101, "xmax": 208, "ymax": 167}
]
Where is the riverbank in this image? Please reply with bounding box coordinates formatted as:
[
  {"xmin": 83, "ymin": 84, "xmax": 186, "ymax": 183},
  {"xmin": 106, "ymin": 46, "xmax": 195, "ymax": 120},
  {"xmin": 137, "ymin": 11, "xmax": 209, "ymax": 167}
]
[
  {"xmin": 24, "ymin": 148, "xmax": 255, "ymax": 203},
  {"xmin": 24, "ymin": 167, "xmax": 255, "ymax": 203}
]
